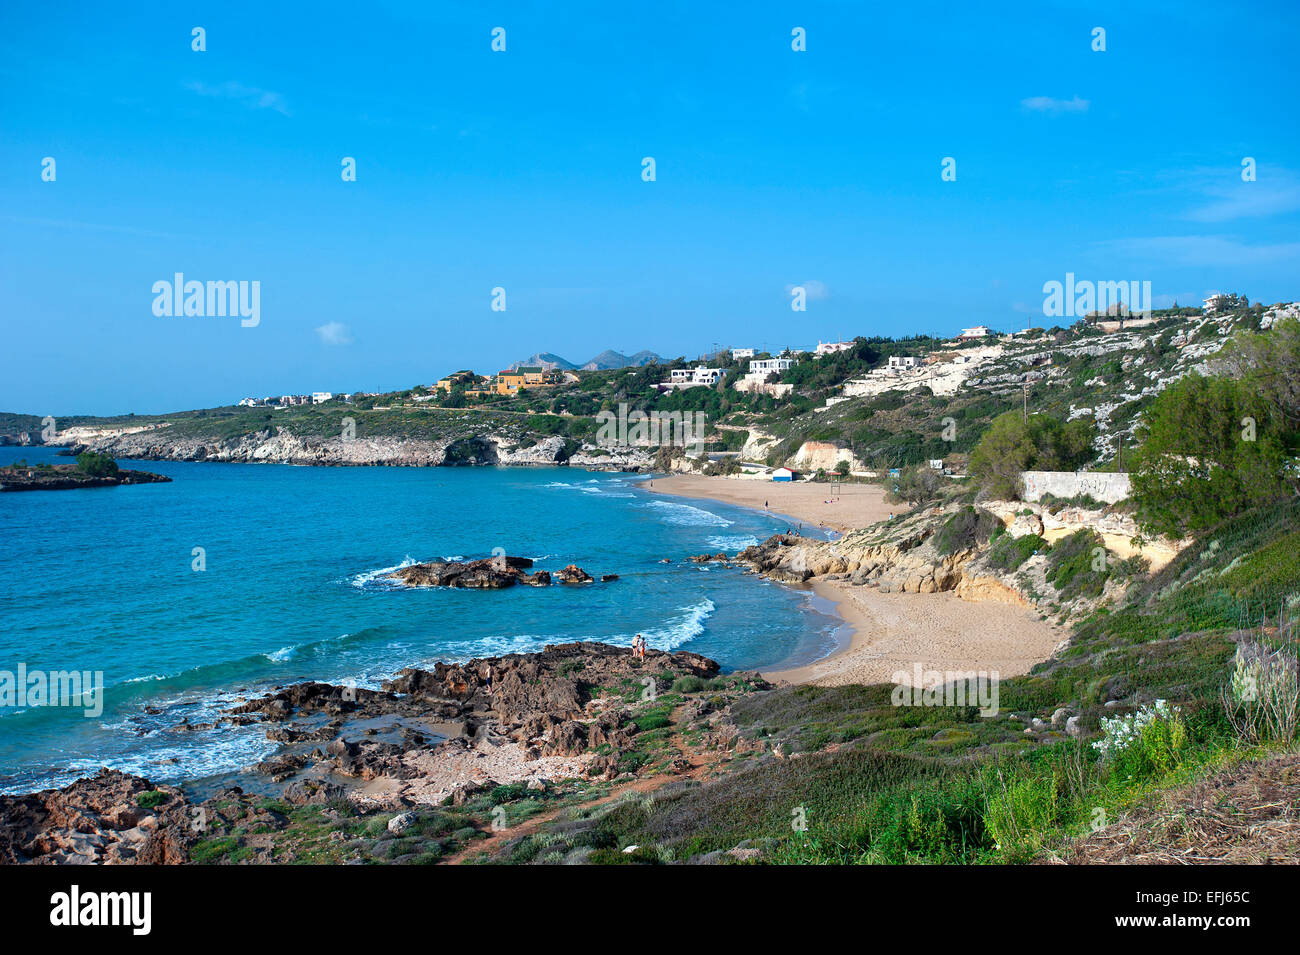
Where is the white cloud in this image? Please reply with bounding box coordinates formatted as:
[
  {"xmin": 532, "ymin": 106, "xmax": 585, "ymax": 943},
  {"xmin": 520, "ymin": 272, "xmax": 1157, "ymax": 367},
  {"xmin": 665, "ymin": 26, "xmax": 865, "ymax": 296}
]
[
  {"xmin": 1092, "ymin": 235, "xmax": 1300, "ymax": 267},
  {"xmin": 1185, "ymin": 174, "xmax": 1300, "ymax": 222},
  {"xmin": 184, "ymin": 80, "xmax": 289, "ymax": 116},
  {"xmin": 315, "ymin": 322, "xmax": 353, "ymax": 345},
  {"xmin": 1020, "ymin": 95, "xmax": 1090, "ymax": 114}
]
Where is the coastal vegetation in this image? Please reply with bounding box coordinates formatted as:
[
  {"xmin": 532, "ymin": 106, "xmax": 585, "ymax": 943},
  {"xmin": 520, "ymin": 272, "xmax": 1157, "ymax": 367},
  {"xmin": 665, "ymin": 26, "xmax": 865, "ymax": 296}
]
[
  {"xmin": 968, "ymin": 411, "xmax": 1095, "ymax": 500},
  {"xmin": 75, "ymin": 450, "xmax": 119, "ymax": 477}
]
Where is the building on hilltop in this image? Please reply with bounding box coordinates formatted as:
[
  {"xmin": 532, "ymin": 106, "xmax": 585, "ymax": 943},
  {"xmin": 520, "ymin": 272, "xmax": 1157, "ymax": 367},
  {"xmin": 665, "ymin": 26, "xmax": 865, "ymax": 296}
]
[
  {"xmin": 747, "ymin": 357, "xmax": 796, "ymax": 378},
  {"xmin": 436, "ymin": 370, "xmax": 481, "ymax": 392},
  {"xmin": 815, "ymin": 340, "xmax": 853, "ymax": 356},
  {"xmin": 655, "ymin": 366, "xmax": 726, "ymax": 392},
  {"xmin": 492, "ymin": 366, "xmax": 561, "ymax": 395}
]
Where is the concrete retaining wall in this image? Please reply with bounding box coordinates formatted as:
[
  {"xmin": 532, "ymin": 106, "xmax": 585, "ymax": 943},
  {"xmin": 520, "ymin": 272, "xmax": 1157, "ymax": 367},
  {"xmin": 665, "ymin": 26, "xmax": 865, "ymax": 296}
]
[{"xmin": 1021, "ymin": 470, "xmax": 1131, "ymax": 504}]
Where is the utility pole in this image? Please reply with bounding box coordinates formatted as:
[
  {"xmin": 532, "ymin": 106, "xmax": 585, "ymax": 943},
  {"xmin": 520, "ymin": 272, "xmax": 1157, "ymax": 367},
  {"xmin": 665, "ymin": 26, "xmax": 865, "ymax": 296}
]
[{"xmin": 1022, "ymin": 380, "xmax": 1029, "ymax": 421}]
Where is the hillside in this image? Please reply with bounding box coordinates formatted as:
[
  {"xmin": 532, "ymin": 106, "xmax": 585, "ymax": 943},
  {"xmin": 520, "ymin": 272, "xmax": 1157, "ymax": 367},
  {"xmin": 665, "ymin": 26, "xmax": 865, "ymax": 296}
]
[{"xmin": 1, "ymin": 302, "xmax": 1286, "ymax": 481}]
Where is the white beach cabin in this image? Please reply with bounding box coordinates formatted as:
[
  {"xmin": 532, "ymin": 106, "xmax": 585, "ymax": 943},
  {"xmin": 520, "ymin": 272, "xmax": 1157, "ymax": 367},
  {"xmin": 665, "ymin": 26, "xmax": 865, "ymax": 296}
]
[{"xmin": 771, "ymin": 467, "xmax": 795, "ymax": 482}]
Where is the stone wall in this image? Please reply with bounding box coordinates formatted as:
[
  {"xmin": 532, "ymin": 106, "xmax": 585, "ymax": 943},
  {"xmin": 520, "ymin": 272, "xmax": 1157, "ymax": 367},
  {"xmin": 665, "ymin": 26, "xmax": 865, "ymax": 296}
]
[{"xmin": 1021, "ymin": 470, "xmax": 1131, "ymax": 504}]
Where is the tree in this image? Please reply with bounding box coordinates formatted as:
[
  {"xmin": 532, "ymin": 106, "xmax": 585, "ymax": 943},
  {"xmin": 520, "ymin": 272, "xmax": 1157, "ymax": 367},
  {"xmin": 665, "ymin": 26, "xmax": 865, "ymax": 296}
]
[
  {"xmin": 967, "ymin": 411, "xmax": 1096, "ymax": 500},
  {"xmin": 76, "ymin": 451, "xmax": 119, "ymax": 477},
  {"xmin": 1130, "ymin": 374, "xmax": 1288, "ymax": 538},
  {"xmin": 1214, "ymin": 316, "xmax": 1300, "ymax": 427},
  {"xmin": 888, "ymin": 464, "xmax": 942, "ymax": 506}
]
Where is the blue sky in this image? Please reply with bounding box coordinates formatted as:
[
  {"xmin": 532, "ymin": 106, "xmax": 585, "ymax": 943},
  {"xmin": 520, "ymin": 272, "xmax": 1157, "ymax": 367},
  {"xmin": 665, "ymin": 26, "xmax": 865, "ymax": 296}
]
[{"xmin": 2, "ymin": 0, "xmax": 1298, "ymax": 415}]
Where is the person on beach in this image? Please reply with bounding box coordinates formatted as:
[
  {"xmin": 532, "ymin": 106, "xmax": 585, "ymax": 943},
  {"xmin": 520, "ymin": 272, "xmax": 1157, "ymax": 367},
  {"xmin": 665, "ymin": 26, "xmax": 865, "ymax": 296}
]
[
  {"xmin": 482, "ymin": 663, "xmax": 494, "ymax": 694},
  {"xmin": 632, "ymin": 634, "xmax": 645, "ymax": 661}
]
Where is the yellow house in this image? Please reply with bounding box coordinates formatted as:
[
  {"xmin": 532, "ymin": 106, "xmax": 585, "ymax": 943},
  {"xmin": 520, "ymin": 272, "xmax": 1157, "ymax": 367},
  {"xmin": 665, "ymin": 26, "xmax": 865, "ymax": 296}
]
[
  {"xmin": 494, "ymin": 371, "xmax": 527, "ymax": 395},
  {"xmin": 492, "ymin": 366, "xmax": 556, "ymax": 395},
  {"xmin": 436, "ymin": 370, "xmax": 477, "ymax": 392}
]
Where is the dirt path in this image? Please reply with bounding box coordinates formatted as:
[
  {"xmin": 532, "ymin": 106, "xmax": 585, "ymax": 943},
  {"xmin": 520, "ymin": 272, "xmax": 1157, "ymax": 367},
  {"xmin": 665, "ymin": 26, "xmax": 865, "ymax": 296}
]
[{"xmin": 444, "ymin": 706, "xmax": 710, "ymax": 865}]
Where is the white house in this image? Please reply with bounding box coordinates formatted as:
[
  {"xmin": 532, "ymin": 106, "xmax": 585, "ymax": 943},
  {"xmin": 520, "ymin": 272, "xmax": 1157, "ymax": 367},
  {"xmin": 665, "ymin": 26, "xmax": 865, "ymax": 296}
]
[
  {"xmin": 311, "ymin": 392, "xmax": 334, "ymax": 404},
  {"xmin": 730, "ymin": 347, "xmax": 755, "ymax": 360},
  {"xmin": 1203, "ymin": 294, "xmax": 1228, "ymax": 313},
  {"xmin": 747, "ymin": 357, "xmax": 796, "ymax": 377},
  {"xmin": 888, "ymin": 356, "xmax": 920, "ymax": 371},
  {"xmin": 958, "ymin": 326, "xmax": 991, "ymax": 340},
  {"xmin": 667, "ymin": 366, "xmax": 725, "ymax": 388},
  {"xmin": 815, "ymin": 340, "xmax": 854, "ymax": 356},
  {"xmin": 772, "ymin": 467, "xmax": 795, "ymax": 482}
]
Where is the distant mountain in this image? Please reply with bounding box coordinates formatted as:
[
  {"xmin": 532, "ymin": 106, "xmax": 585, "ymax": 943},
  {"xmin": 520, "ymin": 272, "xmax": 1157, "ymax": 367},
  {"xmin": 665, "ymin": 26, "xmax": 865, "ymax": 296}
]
[
  {"xmin": 508, "ymin": 349, "xmax": 663, "ymax": 372},
  {"xmin": 581, "ymin": 349, "xmax": 663, "ymax": 371},
  {"xmin": 509, "ymin": 353, "xmax": 578, "ymax": 371},
  {"xmin": 625, "ymin": 350, "xmax": 663, "ymax": 366}
]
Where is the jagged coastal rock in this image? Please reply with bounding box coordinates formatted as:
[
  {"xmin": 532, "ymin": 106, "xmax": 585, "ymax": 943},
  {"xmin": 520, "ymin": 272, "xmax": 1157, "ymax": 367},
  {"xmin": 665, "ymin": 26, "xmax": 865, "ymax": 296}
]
[
  {"xmin": 50, "ymin": 425, "xmax": 657, "ymax": 471},
  {"xmin": 387, "ymin": 556, "xmax": 548, "ymax": 589},
  {"xmin": 0, "ymin": 770, "xmax": 190, "ymax": 865},
  {"xmin": 554, "ymin": 564, "xmax": 594, "ymax": 584},
  {"xmin": 385, "ymin": 557, "xmax": 602, "ymax": 589},
  {"xmin": 0, "ymin": 642, "xmax": 735, "ymax": 863}
]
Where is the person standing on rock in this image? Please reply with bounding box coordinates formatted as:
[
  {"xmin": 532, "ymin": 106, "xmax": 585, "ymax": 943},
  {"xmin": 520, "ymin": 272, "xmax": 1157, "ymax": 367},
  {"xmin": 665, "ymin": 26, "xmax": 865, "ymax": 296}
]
[{"xmin": 481, "ymin": 663, "xmax": 494, "ymax": 694}]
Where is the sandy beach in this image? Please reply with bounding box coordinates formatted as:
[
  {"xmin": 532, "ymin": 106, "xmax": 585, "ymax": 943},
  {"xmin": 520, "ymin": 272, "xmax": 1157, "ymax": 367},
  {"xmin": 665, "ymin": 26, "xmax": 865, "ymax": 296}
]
[
  {"xmin": 639, "ymin": 473, "xmax": 1062, "ymax": 688},
  {"xmin": 640, "ymin": 474, "xmax": 895, "ymax": 534},
  {"xmin": 768, "ymin": 579, "xmax": 1062, "ymax": 687}
]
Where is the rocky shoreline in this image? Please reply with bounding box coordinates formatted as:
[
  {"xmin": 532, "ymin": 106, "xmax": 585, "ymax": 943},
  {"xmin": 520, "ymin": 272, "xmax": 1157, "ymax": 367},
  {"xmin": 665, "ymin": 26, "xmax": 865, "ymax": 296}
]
[
  {"xmin": 0, "ymin": 465, "xmax": 172, "ymax": 492},
  {"xmin": 46, "ymin": 426, "xmax": 658, "ymax": 472},
  {"xmin": 0, "ymin": 642, "xmax": 762, "ymax": 864}
]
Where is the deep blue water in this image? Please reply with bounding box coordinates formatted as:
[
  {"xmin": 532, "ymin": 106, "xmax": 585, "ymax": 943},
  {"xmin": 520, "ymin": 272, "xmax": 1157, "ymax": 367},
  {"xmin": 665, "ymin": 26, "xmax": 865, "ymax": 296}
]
[{"xmin": 0, "ymin": 447, "xmax": 839, "ymax": 793}]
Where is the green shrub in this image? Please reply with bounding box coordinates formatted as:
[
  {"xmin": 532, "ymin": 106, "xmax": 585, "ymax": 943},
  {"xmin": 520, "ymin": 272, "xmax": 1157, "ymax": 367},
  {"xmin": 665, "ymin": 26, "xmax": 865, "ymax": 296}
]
[
  {"xmin": 935, "ymin": 506, "xmax": 999, "ymax": 556},
  {"xmin": 987, "ymin": 533, "xmax": 1046, "ymax": 572},
  {"xmin": 1044, "ymin": 530, "xmax": 1109, "ymax": 599},
  {"xmin": 189, "ymin": 836, "xmax": 240, "ymax": 863},
  {"xmin": 634, "ymin": 713, "xmax": 671, "ymax": 732},
  {"xmin": 75, "ymin": 451, "xmax": 119, "ymax": 477}
]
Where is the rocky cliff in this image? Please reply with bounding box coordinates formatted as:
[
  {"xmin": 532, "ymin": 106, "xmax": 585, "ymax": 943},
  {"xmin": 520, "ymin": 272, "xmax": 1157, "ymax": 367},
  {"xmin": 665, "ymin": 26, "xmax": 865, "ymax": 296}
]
[
  {"xmin": 53, "ymin": 426, "xmax": 656, "ymax": 471},
  {"xmin": 733, "ymin": 497, "xmax": 1181, "ymax": 618}
]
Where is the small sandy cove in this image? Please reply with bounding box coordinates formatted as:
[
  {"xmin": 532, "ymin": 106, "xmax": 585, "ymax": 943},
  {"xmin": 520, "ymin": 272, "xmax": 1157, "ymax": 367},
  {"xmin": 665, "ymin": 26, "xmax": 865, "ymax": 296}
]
[
  {"xmin": 768, "ymin": 580, "xmax": 1061, "ymax": 686},
  {"xmin": 639, "ymin": 474, "xmax": 1062, "ymax": 687},
  {"xmin": 640, "ymin": 473, "xmax": 896, "ymax": 534}
]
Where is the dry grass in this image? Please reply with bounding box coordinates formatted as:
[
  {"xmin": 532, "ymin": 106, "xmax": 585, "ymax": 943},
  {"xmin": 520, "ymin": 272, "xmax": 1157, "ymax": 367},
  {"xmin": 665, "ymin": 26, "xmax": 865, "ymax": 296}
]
[{"xmin": 1043, "ymin": 752, "xmax": 1300, "ymax": 864}]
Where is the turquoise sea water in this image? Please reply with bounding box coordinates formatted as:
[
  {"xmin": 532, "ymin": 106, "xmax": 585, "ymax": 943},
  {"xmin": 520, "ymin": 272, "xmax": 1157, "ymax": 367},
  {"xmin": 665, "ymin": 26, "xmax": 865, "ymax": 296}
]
[{"xmin": 0, "ymin": 446, "xmax": 839, "ymax": 793}]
